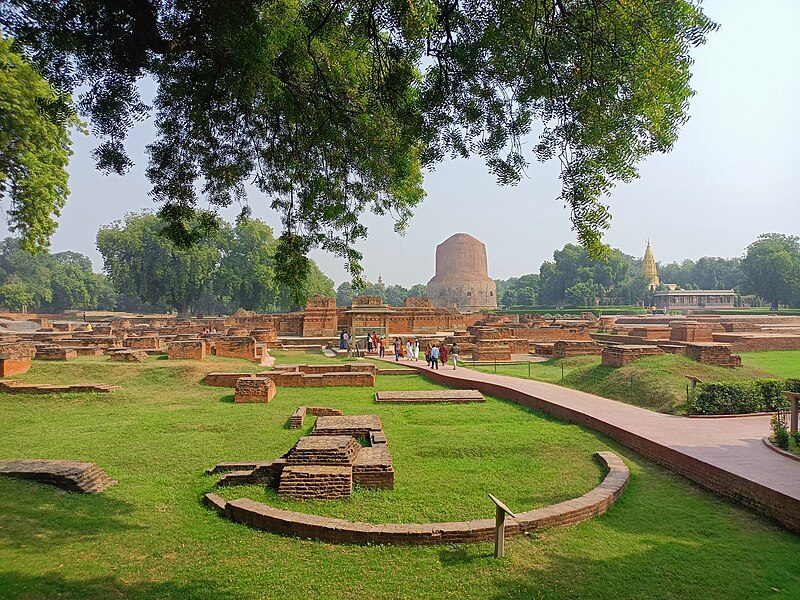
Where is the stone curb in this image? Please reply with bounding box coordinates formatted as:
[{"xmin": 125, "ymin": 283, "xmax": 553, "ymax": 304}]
[{"xmin": 762, "ymin": 436, "xmax": 800, "ymax": 464}]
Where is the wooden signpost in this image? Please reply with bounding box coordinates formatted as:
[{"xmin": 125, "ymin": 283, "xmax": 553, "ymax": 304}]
[{"xmin": 488, "ymin": 493, "xmax": 516, "ymax": 558}]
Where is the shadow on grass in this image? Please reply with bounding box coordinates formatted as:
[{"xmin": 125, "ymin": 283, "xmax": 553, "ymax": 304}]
[
  {"xmin": 0, "ymin": 572, "xmax": 233, "ymax": 600},
  {"xmin": 438, "ymin": 546, "xmax": 491, "ymax": 566},
  {"xmin": 0, "ymin": 480, "xmax": 139, "ymax": 551},
  {"xmin": 218, "ymin": 394, "xmax": 235, "ymax": 403}
]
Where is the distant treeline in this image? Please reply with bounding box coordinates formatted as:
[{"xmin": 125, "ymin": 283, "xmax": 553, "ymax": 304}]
[{"xmin": 0, "ymin": 213, "xmax": 334, "ymax": 315}]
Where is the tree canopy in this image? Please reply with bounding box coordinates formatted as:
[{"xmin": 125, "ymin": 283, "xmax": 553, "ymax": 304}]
[
  {"xmin": 0, "ymin": 36, "xmax": 82, "ymax": 252},
  {"xmin": 0, "ymin": 237, "xmax": 116, "ymax": 312},
  {"xmin": 741, "ymin": 234, "xmax": 800, "ymax": 311},
  {"xmin": 1, "ymin": 0, "xmax": 716, "ymax": 294}
]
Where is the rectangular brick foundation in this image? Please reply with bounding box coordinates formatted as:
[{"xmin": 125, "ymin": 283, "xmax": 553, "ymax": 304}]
[
  {"xmin": 215, "ymin": 337, "xmax": 257, "ymax": 360},
  {"xmin": 553, "ymin": 340, "xmax": 603, "ymax": 358},
  {"xmin": 278, "ymin": 465, "xmax": 353, "ymax": 500},
  {"xmin": 375, "ymin": 390, "xmax": 485, "ymax": 403},
  {"xmin": 0, "ymin": 344, "xmax": 35, "ymax": 377},
  {"xmin": 234, "ymin": 377, "xmax": 277, "ymax": 403},
  {"xmin": 601, "ymin": 345, "xmax": 664, "ymax": 367},
  {"xmin": 168, "ymin": 339, "xmax": 206, "ymax": 360},
  {"xmin": 286, "ymin": 436, "xmax": 360, "ymax": 465},
  {"xmin": 202, "ymin": 371, "xmax": 374, "ymax": 388}
]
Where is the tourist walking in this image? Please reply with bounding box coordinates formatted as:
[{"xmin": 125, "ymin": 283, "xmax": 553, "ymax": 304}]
[
  {"xmin": 450, "ymin": 342, "xmax": 459, "ymax": 369},
  {"xmin": 393, "ymin": 337, "xmax": 400, "ymax": 362},
  {"xmin": 379, "ymin": 336, "xmax": 386, "ymax": 358},
  {"xmin": 425, "ymin": 343, "xmax": 433, "ymax": 367},
  {"xmin": 413, "ymin": 340, "xmax": 420, "ymax": 361},
  {"xmin": 440, "ymin": 342, "xmax": 449, "ymax": 366},
  {"xmin": 405, "ymin": 339, "xmax": 413, "ymax": 361},
  {"xmin": 430, "ymin": 343, "xmax": 440, "ymax": 369}
]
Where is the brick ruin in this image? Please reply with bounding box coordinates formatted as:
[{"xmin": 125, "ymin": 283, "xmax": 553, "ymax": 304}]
[
  {"xmin": 601, "ymin": 345, "xmax": 664, "ymax": 367},
  {"xmin": 202, "ymin": 364, "xmax": 376, "ymax": 388},
  {"xmin": 168, "ymin": 339, "xmax": 206, "ymax": 360},
  {"xmin": 0, "ymin": 343, "xmax": 35, "ymax": 377},
  {"xmin": 0, "ymin": 459, "xmax": 116, "ymax": 494},
  {"xmin": 204, "ymin": 451, "xmax": 628, "ymax": 545},
  {"xmin": 209, "ymin": 413, "xmax": 394, "ymax": 500},
  {"xmin": 290, "ymin": 406, "xmax": 344, "ymax": 428},
  {"xmin": 3, "ymin": 310, "xmax": 799, "ymax": 375},
  {"xmin": 233, "ymin": 376, "xmax": 277, "ymax": 403}
]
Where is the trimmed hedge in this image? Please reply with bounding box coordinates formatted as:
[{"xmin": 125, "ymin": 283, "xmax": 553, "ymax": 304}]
[{"xmin": 687, "ymin": 379, "xmax": 794, "ymax": 415}]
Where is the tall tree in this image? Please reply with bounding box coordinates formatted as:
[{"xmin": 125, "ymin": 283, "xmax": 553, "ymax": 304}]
[
  {"xmin": 741, "ymin": 234, "xmax": 800, "ymax": 311},
  {"xmin": 0, "ymin": 36, "xmax": 82, "ymax": 252},
  {"xmin": 97, "ymin": 213, "xmax": 220, "ymax": 318},
  {"xmin": 2, "ymin": 1, "xmax": 716, "ymax": 293},
  {"xmin": 215, "ymin": 219, "xmax": 282, "ymax": 312}
]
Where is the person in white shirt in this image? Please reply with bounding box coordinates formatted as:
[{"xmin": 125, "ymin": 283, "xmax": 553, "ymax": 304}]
[{"xmin": 430, "ymin": 344, "xmax": 440, "ymax": 369}]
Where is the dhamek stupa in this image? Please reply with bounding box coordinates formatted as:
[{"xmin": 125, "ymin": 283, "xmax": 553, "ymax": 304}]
[{"xmin": 427, "ymin": 233, "xmax": 498, "ymax": 312}]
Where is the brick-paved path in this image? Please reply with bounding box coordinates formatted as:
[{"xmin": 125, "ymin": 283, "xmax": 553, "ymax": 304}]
[{"xmin": 377, "ymin": 357, "xmax": 800, "ymax": 533}]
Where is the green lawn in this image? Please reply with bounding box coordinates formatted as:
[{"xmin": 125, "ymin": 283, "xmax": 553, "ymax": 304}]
[
  {"xmin": 740, "ymin": 350, "xmax": 800, "ymax": 379},
  {"xmin": 0, "ymin": 354, "xmax": 798, "ymax": 598},
  {"xmin": 468, "ymin": 354, "xmax": 773, "ymax": 414}
]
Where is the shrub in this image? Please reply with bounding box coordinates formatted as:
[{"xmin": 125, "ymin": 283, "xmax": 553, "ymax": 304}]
[
  {"xmin": 687, "ymin": 379, "xmax": 790, "ymax": 415},
  {"xmin": 785, "ymin": 378, "xmax": 800, "ymax": 393},
  {"xmin": 771, "ymin": 415, "xmax": 790, "ymax": 450}
]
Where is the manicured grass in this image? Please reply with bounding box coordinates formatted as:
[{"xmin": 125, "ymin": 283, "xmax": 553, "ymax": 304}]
[
  {"xmin": 740, "ymin": 350, "xmax": 800, "ymax": 379},
  {"xmin": 469, "ymin": 354, "xmax": 772, "ymax": 414},
  {"xmin": 0, "ymin": 354, "xmax": 798, "ymax": 598}
]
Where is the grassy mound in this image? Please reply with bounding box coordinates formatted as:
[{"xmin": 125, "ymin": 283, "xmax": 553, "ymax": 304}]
[{"xmin": 471, "ymin": 354, "xmax": 771, "ymax": 413}]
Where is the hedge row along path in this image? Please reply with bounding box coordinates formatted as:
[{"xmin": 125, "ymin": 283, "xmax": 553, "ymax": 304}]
[{"xmin": 384, "ymin": 359, "xmax": 800, "ymax": 535}]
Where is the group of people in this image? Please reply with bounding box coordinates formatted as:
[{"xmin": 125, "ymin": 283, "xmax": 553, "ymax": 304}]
[
  {"xmin": 389, "ymin": 336, "xmax": 459, "ymax": 370},
  {"xmin": 338, "ymin": 329, "xmax": 459, "ymax": 369}
]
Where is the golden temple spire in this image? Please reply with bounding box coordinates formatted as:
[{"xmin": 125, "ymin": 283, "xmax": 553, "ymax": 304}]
[{"xmin": 642, "ymin": 241, "xmax": 659, "ymax": 290}]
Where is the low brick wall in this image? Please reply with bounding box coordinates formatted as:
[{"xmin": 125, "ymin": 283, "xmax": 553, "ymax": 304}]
[
  {"xmin": 202, "ymin": 371, "xmax": 375, "ymax": 388},
  {"xmin": 553, "ymin": 340, "xmax": 603, "ymax": 358},
  {"xmin": 601, "ymin": 345, "xmax": 664, "ymax": 367},
  {"xmin": 0, "ymin": 459, "xmax": 116, "ymax": 493},
  {"xmin": 35, "ymin": 346, "xmax": 77, "ymax": 361},
  {"xmin": 684, "ymin": 343, "xmax": 741, "ymax": 367},
  {"xmin": 204, "ymin": 451, "xmax": 627, "ymax": 544},
  {"xmin": 234, "ymin": 377, "xmax": 276, "ymax": 403},
  {"xmin": 275, "ymin": 363, "xmax": 378, "ymax": 376},
  {"xmin": 375, "ymin": 390, "xmax": 485, "ymax": 404},
  {"xmin": 711, "ymin": 333, "xmax": 800, "ymax": 352},
  {"xmin": 123, "ymin": 336, "xmax": 161, "ymax": 350},
  {"xmin": 0, "ymin": 381, "xmax": 119, "ymax": 394},
  {"xmin": 278, "ymin": 465, "xmax": 353, "ymax": 500},
  {"xmin": 109, "ymin": 349, "xmax": 148, "ymax": 362},
  {"xmin": 0, "ymin": 344, "xmax": 35, "ymax": 377},
  {"xmin": 168, "ymin": 339, "xmax": 206, "ymax": 360},
  {"xmin": 215, "ymin": 336, "xmax": 257, "ymax": 360},
  {"xmin": 418, "ymin": 369, "xmax": 800, "ymax": 535}
]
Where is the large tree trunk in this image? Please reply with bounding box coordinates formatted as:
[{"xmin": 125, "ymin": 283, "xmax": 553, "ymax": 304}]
[
  {"xmin": 177, "ymin": 304, "xmax": 190, "ymax": 319},
  {"xmin": 771, "ymin": 300, "xmax": 779, "ymax": 312}
]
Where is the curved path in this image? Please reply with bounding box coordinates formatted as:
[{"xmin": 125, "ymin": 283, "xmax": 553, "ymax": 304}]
[{"xmin": 380, "ymin": 358, "xmax": 800, "ymax": 534}]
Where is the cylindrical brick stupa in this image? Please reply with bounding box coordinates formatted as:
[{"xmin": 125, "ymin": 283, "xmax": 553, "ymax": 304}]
[{"xmin": 426, "ymin": 233, "xmax": 498, "ymax": 312}]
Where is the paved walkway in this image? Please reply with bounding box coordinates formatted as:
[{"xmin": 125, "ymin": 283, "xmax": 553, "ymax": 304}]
[{"xmin": 378, "ymin": 357, "xmax": 800, "ymax": 534}]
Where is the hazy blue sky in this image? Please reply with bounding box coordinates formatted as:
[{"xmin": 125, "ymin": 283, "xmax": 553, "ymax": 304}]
[{"xmin": 11, "ymin": 0, "xmax": 799, "ymax": 286}]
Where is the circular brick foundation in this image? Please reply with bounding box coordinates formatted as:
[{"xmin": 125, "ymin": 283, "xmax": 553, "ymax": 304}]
[{"xmin": 203, "ymin": 451, "xmax": 628, "ymax": 545}]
